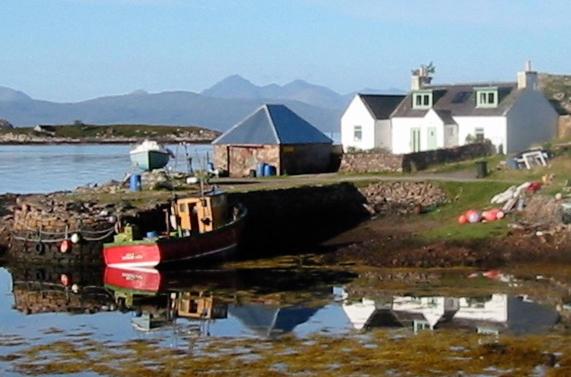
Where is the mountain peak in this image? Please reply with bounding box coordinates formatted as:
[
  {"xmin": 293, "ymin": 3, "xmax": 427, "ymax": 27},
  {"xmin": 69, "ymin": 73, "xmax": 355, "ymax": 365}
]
[
  {"xmin": 201, "ymin": 75, "xmax": 259, "ymax": 99},
  {"xmin": 0, "ymin": 86, "xmax": 32, "ymax": 102}
]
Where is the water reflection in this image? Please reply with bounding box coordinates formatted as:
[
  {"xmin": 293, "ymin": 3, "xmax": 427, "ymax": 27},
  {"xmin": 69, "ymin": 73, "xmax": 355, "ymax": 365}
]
[
  {"xmin": 10, "ymin": 265, "xmax": 114, "ymax": 315},
  {"xmin": 0, "ymin": 265, "xmax": 561, "ymax": 343},
  {"xmin": 340, "ymin": 289, "xmax": 560, "ymax": 335}
]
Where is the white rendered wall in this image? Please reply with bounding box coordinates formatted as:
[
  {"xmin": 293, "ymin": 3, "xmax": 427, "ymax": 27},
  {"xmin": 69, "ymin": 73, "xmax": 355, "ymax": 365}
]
[
  {"xmin": 505, "ymin": 90, "xmax": 558, "ymax": 153},
  {"xmin": 390, "ymin": 112, "xmax": 444, "ymax": 154},
  {"xmin": 341, "ymin": 95, "xmax": 376, "ymax": 151},
  {"xmin": 374, "ymin": 119, "xmax": 392, "ymax": 151},
  {"xmin": 455, "ymin": 116, "xmax": 507, "ymax": 152}
]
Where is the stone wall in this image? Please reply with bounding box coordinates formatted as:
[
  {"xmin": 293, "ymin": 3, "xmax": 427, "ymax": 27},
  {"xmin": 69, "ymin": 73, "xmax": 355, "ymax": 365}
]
[
  {"xmin": 339, "ymin": 143, "xmax": 494, "ymax": 173},
  {"xmin": 339, "ymin": 151, "xmax": 404, "ymax": 173},
  {"xmin": 402, "ymin": 142, "xmax": 495, "ymax": 172},
  {"xmin": 213, "ymin": 144, "xmax": 280, "ymax": 177}
]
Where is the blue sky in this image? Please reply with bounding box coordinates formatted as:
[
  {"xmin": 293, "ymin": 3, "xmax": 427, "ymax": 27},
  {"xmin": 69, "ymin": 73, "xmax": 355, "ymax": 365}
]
[{"xmin": 0, "ymin": 0, "xmax": 568, "ymax": 101}]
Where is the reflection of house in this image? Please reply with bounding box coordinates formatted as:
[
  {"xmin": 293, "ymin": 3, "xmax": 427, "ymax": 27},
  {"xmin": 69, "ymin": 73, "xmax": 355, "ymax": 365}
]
[
  {"xmin": 342, "ymin": 292, "xmax": 559, "ymax": 335},
  {"xmin": 213, "ymin": 104, "xmax": 333, "ymax": 177},
  {"xmin": 229, "ymin": 303, "xmax": 318, "ymax": 337}
]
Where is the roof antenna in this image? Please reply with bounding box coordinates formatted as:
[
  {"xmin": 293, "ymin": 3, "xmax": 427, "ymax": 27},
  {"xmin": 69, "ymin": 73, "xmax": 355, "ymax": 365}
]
[{"xmin": 525, "ymin": 60, "xmax": 532, "ymax": 72}]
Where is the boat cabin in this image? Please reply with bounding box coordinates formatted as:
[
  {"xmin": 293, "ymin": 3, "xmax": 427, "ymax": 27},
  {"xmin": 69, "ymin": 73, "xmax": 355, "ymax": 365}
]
[
  {"xmin": 177, "ymin": 291, "xmax": 228, "ymax": 319},
  {"xmin": 173, "ymin": 193, "xmax": 228, "ymax": 235}
]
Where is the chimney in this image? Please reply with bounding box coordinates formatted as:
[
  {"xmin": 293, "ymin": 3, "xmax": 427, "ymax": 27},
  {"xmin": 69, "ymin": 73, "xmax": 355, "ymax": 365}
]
[
  {"xmin": 517, "ymin": 60, "xmax": 538, "ymax": 90},
  {"xmin": 411, "ymin": 74, "xmax": 423, "ymax": 91}
]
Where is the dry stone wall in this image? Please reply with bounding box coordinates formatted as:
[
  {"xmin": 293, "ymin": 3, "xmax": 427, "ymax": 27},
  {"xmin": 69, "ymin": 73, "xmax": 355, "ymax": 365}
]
[{"xmin": 340, "ymin": 143, "xmax": 494, "ymax": 173}]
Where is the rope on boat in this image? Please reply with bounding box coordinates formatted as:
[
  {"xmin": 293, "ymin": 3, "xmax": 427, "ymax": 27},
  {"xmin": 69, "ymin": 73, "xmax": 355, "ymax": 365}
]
[{"xmin": 11, "ymin": 225, "xmax": 116, "ymax": 243}]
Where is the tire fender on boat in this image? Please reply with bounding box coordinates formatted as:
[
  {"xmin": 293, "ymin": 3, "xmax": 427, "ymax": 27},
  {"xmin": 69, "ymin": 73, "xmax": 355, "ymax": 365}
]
[{"xmin": 35, "ymin": 242, "xmax": 45, "ymax": 255}]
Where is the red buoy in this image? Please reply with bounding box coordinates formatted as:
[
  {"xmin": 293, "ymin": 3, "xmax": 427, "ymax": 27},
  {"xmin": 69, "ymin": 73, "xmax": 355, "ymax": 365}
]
[{"xmin": 60, "ymin": 240, "xmax": 71, "ymax": 253}]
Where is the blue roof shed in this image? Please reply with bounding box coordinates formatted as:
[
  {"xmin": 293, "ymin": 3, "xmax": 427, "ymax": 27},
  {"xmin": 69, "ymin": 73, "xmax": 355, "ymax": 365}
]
[{"xmin": 213, "ymin": 104, "xmax": 332, "ymax": 145}]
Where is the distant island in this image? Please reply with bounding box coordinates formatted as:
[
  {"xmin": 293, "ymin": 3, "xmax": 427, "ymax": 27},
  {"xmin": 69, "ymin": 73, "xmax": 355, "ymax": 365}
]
[{"xmin": 0, "ymin": 123, "xmax": 220, "ymax": 145}]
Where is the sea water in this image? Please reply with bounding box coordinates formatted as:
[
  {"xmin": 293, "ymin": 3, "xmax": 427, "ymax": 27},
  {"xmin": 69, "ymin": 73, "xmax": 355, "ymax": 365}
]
[{"xmin": 0, "ymin": 144, "xmax": 212, "ymax": 194}]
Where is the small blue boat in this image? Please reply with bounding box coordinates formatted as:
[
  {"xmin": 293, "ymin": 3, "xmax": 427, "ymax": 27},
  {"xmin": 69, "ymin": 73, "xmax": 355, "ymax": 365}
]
[{"xmin": 129, "ymin": 140, "xmax": 171, "ymax": 171}]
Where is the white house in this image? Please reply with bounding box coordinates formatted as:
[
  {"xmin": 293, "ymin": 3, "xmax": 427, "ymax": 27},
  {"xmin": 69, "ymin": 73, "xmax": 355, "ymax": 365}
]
[
  {"xmin": 340, "ymin": 94, "xmax": 405, "ymax": 151},
  {"xmin": 390, "ymin": 62, "xmax": 559, "ymax": 154}
]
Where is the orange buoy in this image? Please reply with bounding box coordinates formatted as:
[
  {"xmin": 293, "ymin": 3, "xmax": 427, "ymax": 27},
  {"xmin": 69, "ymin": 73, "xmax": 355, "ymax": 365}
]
[{"xmin": 60, "ymin": 240, "xmax": 72, "ymax": 253}]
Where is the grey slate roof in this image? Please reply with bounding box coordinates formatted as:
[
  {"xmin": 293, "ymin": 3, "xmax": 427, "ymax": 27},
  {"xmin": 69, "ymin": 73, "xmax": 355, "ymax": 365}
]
[
  {"xmin": 212, "ymin": 104, "xmax": 333, "ymax": 145},
  {"xmin": 392, "ymin": 82, "xmax": 522, "ymax": 118},
  {"xmin": 359, "ymin": 94, "xmax": 406, "ymax": 120},
  {"xmin": 434, "ymin": 110, "xmax": 456, "ymax": 125}
]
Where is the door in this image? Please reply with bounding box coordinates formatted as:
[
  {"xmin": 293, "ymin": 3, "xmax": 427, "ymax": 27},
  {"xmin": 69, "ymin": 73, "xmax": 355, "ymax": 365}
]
[
  {"xmin": 427, "ymin": 127, "xmax": 438, "ymax": 150},
  {"xmin": 410, "ymin": 128, "xmax": 421, "ymax": 152}
]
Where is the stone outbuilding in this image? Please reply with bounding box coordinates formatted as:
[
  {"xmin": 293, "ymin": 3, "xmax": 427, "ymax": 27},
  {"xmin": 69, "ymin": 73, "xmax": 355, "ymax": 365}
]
[{"xmin": 212, "ymin": 104, "xmax": 333, "ymax": 177}]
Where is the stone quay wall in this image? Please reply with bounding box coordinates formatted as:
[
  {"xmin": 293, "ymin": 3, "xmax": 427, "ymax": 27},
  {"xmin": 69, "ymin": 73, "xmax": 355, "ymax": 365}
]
[{"xmin": 339, "ymin": 143, "xmax": 494, "ymax": 174}]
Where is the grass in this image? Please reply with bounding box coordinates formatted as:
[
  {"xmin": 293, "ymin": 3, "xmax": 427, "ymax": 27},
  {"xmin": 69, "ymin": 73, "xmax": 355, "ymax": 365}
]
[{"xmin": 421, "ymin": 180, "xmax": 514, "ymax": 241}]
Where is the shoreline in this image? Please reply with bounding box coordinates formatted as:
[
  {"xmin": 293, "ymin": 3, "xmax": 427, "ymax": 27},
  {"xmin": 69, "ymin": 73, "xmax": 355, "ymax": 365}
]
[{"xmin": 0, "ymin": 138, "xmax": 214, "ymax": 145}]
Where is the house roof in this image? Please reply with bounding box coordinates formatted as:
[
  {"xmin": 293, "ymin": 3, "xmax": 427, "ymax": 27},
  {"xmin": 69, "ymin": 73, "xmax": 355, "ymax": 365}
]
[
  {"xmin": 212, "ymin": 104, "xmax": 333, "ymax": 145},
  {"xmin": 359, "ymin": 94, "xmax": 406, "ymax": 120},
  {"xmin": 392, "ymin": 82, "xmax": 522, "ymax": 118},
  {"xmin": 434, "ymin": 109, "xmax": 457, "ymax": 125}
]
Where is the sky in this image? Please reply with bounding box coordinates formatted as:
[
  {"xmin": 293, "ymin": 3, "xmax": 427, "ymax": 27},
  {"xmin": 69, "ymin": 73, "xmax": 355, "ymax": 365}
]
[{"xmin": 0, "ymin": 0, "xmax": 569, "ymax": 102}]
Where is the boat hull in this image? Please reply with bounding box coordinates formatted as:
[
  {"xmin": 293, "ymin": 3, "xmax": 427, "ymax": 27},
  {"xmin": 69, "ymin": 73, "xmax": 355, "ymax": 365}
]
[
  {"xmin": 130, "ymin": 150, "xmax": 170, "ymax": 171},
  {"xmin": 103, "ymin": 212, "xmax": 245, "ymax": 268}
]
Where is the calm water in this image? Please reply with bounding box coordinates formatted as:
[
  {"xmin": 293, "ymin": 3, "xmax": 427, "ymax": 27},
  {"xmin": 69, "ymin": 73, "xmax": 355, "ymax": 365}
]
[
  {"xmin": 0, "ymin": 144, "xmax": 213, "ymax": 194},
  {"xmin": 0, "ymin": 140, "xmax": 563, "ymax": 375}
]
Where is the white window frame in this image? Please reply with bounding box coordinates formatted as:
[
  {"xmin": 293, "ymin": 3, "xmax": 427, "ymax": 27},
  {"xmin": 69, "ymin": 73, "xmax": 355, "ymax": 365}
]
[
  {"xmin": 353, "ymin": 125, "xmax": 362, "ymax": 143},
  {"xmin": 475, "ymin": 87, "xmax": 498, "ymax": 108},
  {"xmin": 412, "ymin": 91, "xmax": 433, "ymax": 109}
]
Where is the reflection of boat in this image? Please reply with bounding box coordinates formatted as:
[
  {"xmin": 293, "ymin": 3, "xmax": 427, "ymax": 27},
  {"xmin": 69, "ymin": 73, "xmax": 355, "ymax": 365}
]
[
  {"xmin": 103, "ymin": 191, "xmax": 247, "ymax": 268},
  {"xmin": 104, "ymin": 266, "xmax": 229, "ymax": 332},
  {"xmin": 129, "ymin": 140, "xmax": 172, "ymax": 171}
]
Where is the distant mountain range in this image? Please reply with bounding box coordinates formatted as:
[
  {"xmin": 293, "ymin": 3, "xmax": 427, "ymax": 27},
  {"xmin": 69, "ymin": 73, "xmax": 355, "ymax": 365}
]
[{"xmin": 0, "ymin": 77, "xmax": 404, "ymax": 133}]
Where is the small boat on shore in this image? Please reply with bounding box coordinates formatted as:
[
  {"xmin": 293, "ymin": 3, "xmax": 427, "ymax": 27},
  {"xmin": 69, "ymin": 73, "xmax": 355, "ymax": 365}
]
[
  {"xmin": 103, "ymin": 190, "xmax": 247, "ymax": 268},
  {"xmin": 129, "ymin": 140, "xmax": 172, "ymax": 171}
]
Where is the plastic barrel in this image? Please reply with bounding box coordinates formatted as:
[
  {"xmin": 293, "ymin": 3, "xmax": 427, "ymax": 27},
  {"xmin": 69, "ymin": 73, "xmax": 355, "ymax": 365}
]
[
  {"xmin": 256, "ymin": 163, "xmax": 267, "ymax": 177},
  {"xmin": 130, "ymin": 174, "xmax": 142, "ymax": 192},
  {"xmin": 146, "ymin": 231, "xmax": 159, "ymax": 239},
  {"xmin": 264, "ymin": 164, "xmax": 277, "ymax": 177}
]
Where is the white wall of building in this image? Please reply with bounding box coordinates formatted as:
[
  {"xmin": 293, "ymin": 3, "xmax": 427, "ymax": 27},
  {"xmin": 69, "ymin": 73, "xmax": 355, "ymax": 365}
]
[
  {"xmin": 374, "ymin": 119, "xmax": 392, "ymax": 151},
  {"xmin": 505, "ymin": 90, "xmax": 558, "ymax": 153},
  {"xmin": 341, "ymin": 95, "xmax": 375, "ymax": 151},
  {"xmin": 391, "ymin": 111, "xmax": 445, "ymax": 154},
  {"xmin": 455, "ymin": 116, "xmax": 507, "ymax": 152}
]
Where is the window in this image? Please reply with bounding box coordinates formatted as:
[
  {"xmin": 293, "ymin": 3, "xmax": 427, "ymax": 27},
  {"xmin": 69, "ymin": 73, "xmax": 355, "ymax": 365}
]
[
  {"xmin": 475, "ymin": 127, "xmax": 485, "ymax": 142},
  {"xmin": 475, "ymin": 87, "xmax": 498, "ymax": 108},
  {"xmin": 412, "ymin": 91, "xmax": 433, "ymax": 109},
  {"xmin": 353, "ymin": 125, "xmax": 362, "ymax": 143}
]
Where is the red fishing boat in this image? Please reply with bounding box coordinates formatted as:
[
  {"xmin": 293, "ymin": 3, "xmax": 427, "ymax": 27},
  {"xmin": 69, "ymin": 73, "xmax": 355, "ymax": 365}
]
[{"xmin": 103, "ymin": 191, "xmax": 247, "ymax": 268}]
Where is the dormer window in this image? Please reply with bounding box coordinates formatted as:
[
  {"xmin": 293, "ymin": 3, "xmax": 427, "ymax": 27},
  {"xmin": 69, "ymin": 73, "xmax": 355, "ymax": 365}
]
[
  {"xmin": 475, "ymin": 87, "xmax": 498, "ymax": 108},
  {"xmin": 412, "ymin": 90, "xmax": 433, "ymax": 109}
]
